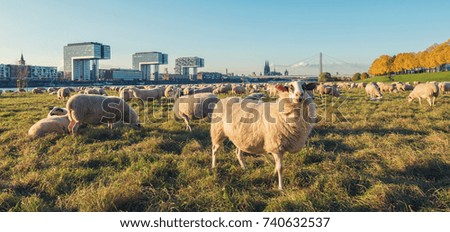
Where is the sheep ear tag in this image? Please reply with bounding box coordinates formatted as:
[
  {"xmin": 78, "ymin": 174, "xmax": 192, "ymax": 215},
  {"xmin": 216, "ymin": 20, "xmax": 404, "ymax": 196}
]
[{"xmin": 275, "ymin": 85, "xmax": 288, "ymax": 92}]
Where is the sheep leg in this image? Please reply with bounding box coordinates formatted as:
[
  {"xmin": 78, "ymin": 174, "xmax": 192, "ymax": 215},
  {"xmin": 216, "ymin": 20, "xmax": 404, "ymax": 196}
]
[
  {"xmin": 272, "ymin": 153, "xmax": 284, "ymax": 191},
  {"xmin": 432, "ymin": 97, "xmax": 436, "ymax": 106},
  {"xmin": 211, "ymin": 144, "xmax": 220, "ymax": 168},
  {"xmin": 69, "ymin": 121, "xmax": 80, "ymax": 135},
  {"xmin": 418, "ymin": 98, "xmax": 422, "ymax": 105},
  {"xmin": 181, "ymin": 115, "xmax": 192, "ymax": 131},
  {"xmin": 235, "ymin": 148, "xmax": 247, "ymax": 170},
  {"xmin": 68, "ymin": 120, "xmax": 75, "ymax": 134},
  {"xmin": 426, "ymin": 98, "xmax": 432, "ymax": 107},
  {"xmin": 108, "ymin": 122, "xmax": 113, "ymax": 136},
  {"xmin": 211, "ymin": 121, "xmax": 226, "ymax": 169}
]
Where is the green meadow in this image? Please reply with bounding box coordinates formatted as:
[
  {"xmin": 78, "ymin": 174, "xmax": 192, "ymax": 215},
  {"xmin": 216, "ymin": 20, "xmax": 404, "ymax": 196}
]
[{"xmin": 0, "ymin": 88, "xmax": 449, "ymax": 212}]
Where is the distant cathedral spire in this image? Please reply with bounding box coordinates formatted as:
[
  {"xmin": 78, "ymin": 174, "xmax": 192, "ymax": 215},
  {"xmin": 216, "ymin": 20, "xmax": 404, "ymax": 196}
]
[
  {"xmin": 264, "ymin": 60, "xmax": 270, "ymax": 75},
  {"xmin": 19, "ymin": 53, "xmax": 26, "ymax": 65}
]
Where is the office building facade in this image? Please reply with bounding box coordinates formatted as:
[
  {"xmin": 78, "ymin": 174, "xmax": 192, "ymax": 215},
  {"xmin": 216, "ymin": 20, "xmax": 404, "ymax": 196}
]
[
  {"xmin": 64, "ymin": 42, "xmax": 110, "ymax": 81},
  {"xmin": 101, "ymin": 69, "xmax": 142, "ymax": 81},
  {"xmin": 174, "ymin": 57, "xmax": 204, "ymax": 80},
  {"xmin": 1, "ymin": 54, "xmax": 57, "ymax": 80},
  {"xmin": 132, "ymin": 52, "xmax": 168, "ymax": 81},
  {"xmin": 0, "ymin": 64, "xmax": 10, "ymax": 79}
]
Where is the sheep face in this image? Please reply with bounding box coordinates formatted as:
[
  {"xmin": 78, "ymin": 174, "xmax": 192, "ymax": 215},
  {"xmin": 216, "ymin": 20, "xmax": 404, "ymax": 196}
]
[
  {"xmin": 48, "ymin": 107, "xmax": 68, "ymax": 116},
  {"xmin": 276, "ymin": 81, "xmax": 316, "ymax": 104},
  {"xmin": 408, "ymin": 94, "xmax": 414, "ymax": 103}
]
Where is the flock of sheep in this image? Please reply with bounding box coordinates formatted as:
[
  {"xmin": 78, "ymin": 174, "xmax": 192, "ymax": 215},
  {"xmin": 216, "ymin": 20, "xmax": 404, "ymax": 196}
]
[{"xmin": 14, "ymin": 79, "xmax": 449, "ymax": 190}]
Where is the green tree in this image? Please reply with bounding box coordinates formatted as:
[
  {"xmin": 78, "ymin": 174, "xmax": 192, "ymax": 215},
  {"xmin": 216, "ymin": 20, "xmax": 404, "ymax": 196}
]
[
  {"xmin": 319, "ymin": 72, "xmax": 332, "ymax": 82},
  {"xmin": 352, "ymin": 72, "xmax": 361, "ymax": 81},
  {"xmin": 360, "ymin": 72, "xmax": 369, "ymax": 80}
]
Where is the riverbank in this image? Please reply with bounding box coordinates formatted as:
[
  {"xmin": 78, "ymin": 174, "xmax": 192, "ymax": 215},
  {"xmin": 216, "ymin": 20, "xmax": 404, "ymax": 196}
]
[
  {"xmin": 357, "ymin": 71, "xmax": 450, "ymax": 83},
  {"xmin": 0, "ymin": 77, "xmax": 296, "ymax": 90}
]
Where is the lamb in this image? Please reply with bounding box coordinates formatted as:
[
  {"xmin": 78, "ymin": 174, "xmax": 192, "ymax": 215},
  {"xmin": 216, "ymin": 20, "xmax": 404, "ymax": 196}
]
[
  {"xmin": 164, "ymin": 86, "xmax": 175, "ymax": 98},
  {"xmin": 96, "ymin": 87, "xmax": 107, "ymax": 95},
  {"xmin": 119, "ymin": 88, "xmax": 132, "ymax": 101},
  {"xmin": 268, "ymin": 84, "xmax": 284, "ymax": 97},
  {"xmin": 377, "ymin": 82, "xmax": 398, "ymax": 93},
  {"xmin": 130, "ymin": 87, "xmax": 164, "ymax": 103},
  {"xmin": 164, "ymin": 86, "xmax": 181, "ymax": 100},
  {"xmin": 315, "ymin": 83, "xmax": 340, "ymax": 97},
  {"xmin": 357, "ymin": 83, "xmax": 367, "ymax": 88},
  {"xmin": 183, "ymin": 87, "xmax": 194, "ymax": 95},
  {"xmin": 47, "ymin": 106, "xmax": 68, "ymax": 117},
  {"xmin": 194, "ymin": 87, "xmax": 214, "ymax": 94},
  {"xmin": 408, "ymin": 83, "xmax": 439, "ymax": 106},
  {"xmin": 315, "ymin": 83, "xmax": 327, "ymax": 95},
  {"xmin": 66, "ymin": 94, "xmax": 141, "ymax": 135},
  {"xmin": 365, "ymin": 82, "xmax": 383, "ymax": 99},
  {"xmin": 28, "ymin": 115, "xmax": 70, "ymax": 139},
  {"xmin": 210, "ymin": 81, "xmax": 316, "ymax": 190},
  {"xmin": 32, "ymin": 88, "xmax": 45, "ymax": 94},
  {"xmin": 84, "ymin": 88, "xmax": 100, "ymax": 95},
  {"xmin": 47, "ymin": 87, "xmax": 58, "ymax": 93},
  {"xmin": 438, "ymin": 82, "xmax": 450, "ymax": 94},
  {"xmin": 57, "ymin": 87, "xmax": 71, "ymax": 100},
  {"xmin": 173, "ymin": 93, "xmax": 219, "ymax": 131},
  {"xmin": 119, "ymin": 87, "xmax": 139, "ymax": 101},
  {"xmin": 232, "ymin": 85, "xmax": 246, "ymax": 94},
  {"xmin": 404, "ymin": 83, "xmax": 414, "ymax": 91},
  {"xmin": 327, "ymin": 85, "xmax": 341, "ymax": 97},
  {"xmin": 396, "ymin": 82, "xmax": 406, "ymax": 91},
  {"xmin": 213, "ymin": 84, "xmax": 232, "ymax": 94}
]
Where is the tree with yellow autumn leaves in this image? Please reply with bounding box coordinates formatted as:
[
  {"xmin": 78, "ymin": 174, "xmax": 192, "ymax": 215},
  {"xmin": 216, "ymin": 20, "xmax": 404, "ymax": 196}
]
[{"xmin": 369, "ymin": 39, "xmax": 450, "ymax": 76}]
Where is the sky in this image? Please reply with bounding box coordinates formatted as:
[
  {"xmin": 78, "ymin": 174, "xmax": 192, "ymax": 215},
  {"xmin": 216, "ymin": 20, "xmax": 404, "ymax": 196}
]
[{"xmin": 1, "ymin": 0, "xmax": 450, "ymax": 75}]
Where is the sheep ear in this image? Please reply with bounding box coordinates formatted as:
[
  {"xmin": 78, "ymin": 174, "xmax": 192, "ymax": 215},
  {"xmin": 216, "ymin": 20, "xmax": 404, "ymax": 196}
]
[
  {"xmin": 303, "ymin": 83, "xmax": 317, "ymax": 91},
  {"xmin": 275, "ymin": 84, "xmax": 288, "ymax": 92}
]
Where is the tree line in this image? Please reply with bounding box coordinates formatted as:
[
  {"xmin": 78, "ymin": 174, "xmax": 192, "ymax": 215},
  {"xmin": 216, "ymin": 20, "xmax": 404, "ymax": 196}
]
[{"xmin": 369, "ymin": 39, "xmax": 450, "ymax": 76}]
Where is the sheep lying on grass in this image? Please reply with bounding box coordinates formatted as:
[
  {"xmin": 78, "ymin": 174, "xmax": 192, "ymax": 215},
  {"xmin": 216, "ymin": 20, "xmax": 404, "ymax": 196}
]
[
  {"xmin": 210, "ymin": 81, "xmax": 316, "ymax": 190},
  {"xmin": 173, "ymin": 93, "xmax": 219, "ymax": 131},
  {"xmin": 67, "ymin": 94, "xmax": 141, "ymax": 135},
  {"xmin": 244, "ymin": 93, "xmax": 266, "ymax": 101},
  {"xmin": 28, "ymin": 115, "xmax": 70, "ymax": 139},
  {"xmin": 408, "ymin": 83, "xmax": 439, "ymax": 106}
]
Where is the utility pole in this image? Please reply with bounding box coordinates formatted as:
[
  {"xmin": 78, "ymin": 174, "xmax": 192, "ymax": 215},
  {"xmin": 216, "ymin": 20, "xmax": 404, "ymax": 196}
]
[{"xmin": 319, "ymin": 52, "xmax": 323, "ymax": 75}]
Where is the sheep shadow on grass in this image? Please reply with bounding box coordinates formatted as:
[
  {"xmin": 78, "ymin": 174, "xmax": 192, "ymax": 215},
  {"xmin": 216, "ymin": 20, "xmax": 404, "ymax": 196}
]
[{"xmin": 313, "ymin": 126, "xmax": 429, "ymax": 137}]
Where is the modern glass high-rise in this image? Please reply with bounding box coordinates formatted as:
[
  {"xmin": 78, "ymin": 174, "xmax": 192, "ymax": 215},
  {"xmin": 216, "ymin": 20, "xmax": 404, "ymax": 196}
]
[
  {"xmin": 64, "ymin": 42, "xmax": 110, "ymax": 81},
  {"xmin": 174, "ymin": 57, "xmax": 204, "ymax": 80},
  {"xmin": 132, "ymin": 52, "xmax": 168, "ymax": 81}
]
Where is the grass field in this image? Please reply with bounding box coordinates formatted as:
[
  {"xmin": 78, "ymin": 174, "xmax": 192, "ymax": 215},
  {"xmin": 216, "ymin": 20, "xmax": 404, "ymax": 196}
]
[
  {"xmin": 0, "ymin": 89, "xmax": 449, "ymax": 212},
  {"xmin": 358, "ymin": 71, "xmax": 450, "ymax": 83}
]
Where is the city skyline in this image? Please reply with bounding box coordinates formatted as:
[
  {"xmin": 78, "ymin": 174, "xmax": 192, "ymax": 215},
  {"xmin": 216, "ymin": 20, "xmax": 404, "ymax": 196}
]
[{"xmin": 1, "ymin": 0, "xmax": 450, "ymax": 75}]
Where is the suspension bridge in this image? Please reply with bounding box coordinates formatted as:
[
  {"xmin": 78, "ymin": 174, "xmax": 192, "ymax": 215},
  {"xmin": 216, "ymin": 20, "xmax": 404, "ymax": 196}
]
[{"xmin": 259, "ymin": 52, "xmax": 368, "ymax": 80}]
